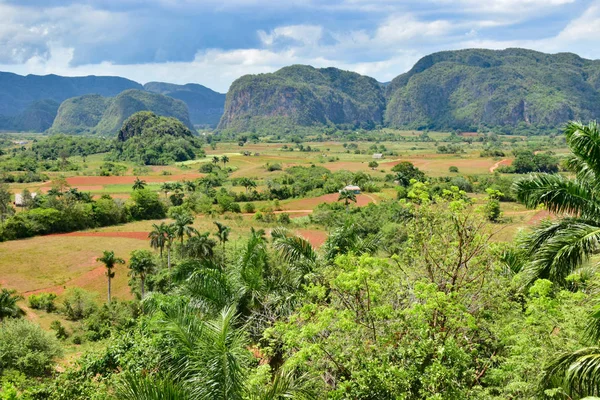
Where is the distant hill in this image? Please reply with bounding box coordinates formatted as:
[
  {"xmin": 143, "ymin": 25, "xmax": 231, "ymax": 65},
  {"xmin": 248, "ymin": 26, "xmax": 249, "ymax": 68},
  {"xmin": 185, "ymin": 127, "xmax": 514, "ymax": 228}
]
[
  {"xmin": 217, "ymin": 65, "xmax": 386, "ymax": 132},
  {"xmin": 113, "ymin": 111, "xmax": 203, "ymax": 165},
  {"xmin": 385, "ymin": 48, "xmax": 600, "ymax": 133},
  {"xmin": 50, "ymin": 89, "xmax": 193, "ymax": 136},
  {"xmin": 144, "ymin": 82, "xmax": 225, "ymax": 127},
  {"xmin": 0, "ymin": 72, "xmax": 141, "ymax": 131}
]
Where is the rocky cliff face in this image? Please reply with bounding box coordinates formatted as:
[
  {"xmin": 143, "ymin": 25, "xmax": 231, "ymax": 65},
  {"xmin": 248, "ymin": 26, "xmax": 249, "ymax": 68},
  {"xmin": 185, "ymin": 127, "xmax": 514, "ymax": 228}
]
[
  {"xmin": 385, "ymin": 48, "xmax": 600, "ymax": 131},
  {"xmin": 218, "ymin": 65, "xmax": 386, "ymax": 132}
]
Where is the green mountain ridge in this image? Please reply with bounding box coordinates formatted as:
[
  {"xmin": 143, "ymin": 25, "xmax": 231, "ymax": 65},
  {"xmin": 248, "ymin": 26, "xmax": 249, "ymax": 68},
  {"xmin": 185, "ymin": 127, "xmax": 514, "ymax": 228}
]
[
  {"xmin": 217, "ymin": 65, "xmax": 386, "ymax": 132},
  {"xmin": 218, "ymin": 49, "xmax": 600, "ymax": 134},
  {"xmin": 50, "ymin": 90, "xmax": 193, "ymax": 136},
  {"xmin": 0, "ymin": 72, "xmax": 142, "ymax": 131},
  {"xmin": 384, "ymin": 48, "xmax": 600, "ymax": 132}
]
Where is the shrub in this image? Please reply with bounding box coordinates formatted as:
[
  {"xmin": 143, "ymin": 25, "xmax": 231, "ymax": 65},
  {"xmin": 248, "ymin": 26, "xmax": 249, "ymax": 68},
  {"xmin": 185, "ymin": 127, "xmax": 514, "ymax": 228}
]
[
  {"xmin": 61, "ymin": 288, "xmax": 98, "ymax": 321},
  {"xmin": 50, "ymin": 320, "xmax": 69, "ymax": 340},
  {"xmin": 277, "ymin": 213, "xmax": 291, "ymax": 224},
  {"xmin": 244, "ymin": 202, "xmax": 256, "ymax": 213},
  {"xmin": 266, "ymin": 163, "xmax": 282, "ymax": 172},
  {"xmin": 449, "ymin": 166, "xmax": 459, "ymax": 173},
  {"xmin": 28, "ymin": 293, "xmax": 57, "ymax": 313},
  {"xmin": 0, "ymin": 319, "xmax": 62, "ymax": 377}
]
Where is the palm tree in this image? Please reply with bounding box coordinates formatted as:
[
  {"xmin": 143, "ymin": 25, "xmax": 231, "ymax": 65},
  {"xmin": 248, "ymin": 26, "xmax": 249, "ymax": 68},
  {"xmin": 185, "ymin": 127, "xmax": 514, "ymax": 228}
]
[
  {"xmin": 513, "ymin": 121, "xmax": 600, "ymax": 285},
  {"xmin": 183, "ymin": 180, "xmax": 196, "ymax": 193},
  {"xmin": 221, "ymin": 155, "xmax": 229, "ymax": 168},
  {"xmin": 240, "ymin": 178, "xmax": 257, "ymax": 194},
  {"xmin": 160, "ymin": 183, "xmax": 173, "ymax": 200},
  {"xmin": 185, "ymin": 231, "xmax": 217, "ymax": 260},
  {"xmin": 172, "ymin": 211, "xmax": 195, "ymax": 257},
  {"xmin": 271, "ymin": 227, "xmax": 318, "ymax": 277},
  {"xmin": 149, "ymin": 222, "xmax": 168, "ymax": 260},
  {"xmin": 0, "ymin": 288, "xmax": 23, "ymax": 321},
  {"xmin": 214, "ymin": 221, "xmax": 231, "ymax": 263},
  {"xmin": 132, "ymin": 177, "xmax": 147, "ymax": 191},
  {"xmin": 96, "ymin": 250, "xmax": 125, "ymax": 304},
  {"xmin": 165, "ymin": 224, "xmax": 176, "ymax": 274},
  {"xmin": 512, "ymin": 121, "xmax": 600, "ymax": 396},
  {"xmin": 212, "ymin": 156, "xmax": 220, "ymax": 165},
  {"xmin": 338, "ymin": 189, "xmax": 357, "ymax": 211},
  {"xmin": 128, "ymin": 250, "xmax": 156, "ymax": 300}
]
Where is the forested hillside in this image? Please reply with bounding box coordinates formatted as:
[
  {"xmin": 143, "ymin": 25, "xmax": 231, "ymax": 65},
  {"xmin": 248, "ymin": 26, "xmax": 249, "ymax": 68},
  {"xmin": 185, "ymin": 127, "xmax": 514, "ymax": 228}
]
[
  {"xmin": 50, "ymin": 90, "xmax": 193, "ymax": 136},
  {"xmin": 218, "ymin": 65, "xmax": 386, "ymax": 133},
  {"xmin": 385, "ymin": 48, "xmax": 600, "ymax": 133},
  {"xmin": 0, "ymin": 72, "xmax": 141, "ymax": 131}
]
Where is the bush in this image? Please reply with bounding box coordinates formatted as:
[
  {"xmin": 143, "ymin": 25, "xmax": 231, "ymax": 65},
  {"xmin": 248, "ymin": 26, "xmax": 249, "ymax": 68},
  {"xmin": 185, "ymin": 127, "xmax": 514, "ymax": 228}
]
[
  {"xmin": 277, "ymin": 213, "xmax": 291, "ymax": 224},
  {"xmin": 0, "ymin": 319, "xmax": 62, "ymax": 377},
  {"xmin": 28, "ymin": 293, "xmax": 57, "ymax": 313},
  {"xmin": 61, "ymin": 288, "xmax": 98, "ymax": 321},
  {"xmin": 449, "ymin": 166, "xmax": 459, "ymax": 173},
  {"xmin": 244, "ymin": 202, "xmax": 256, "ymax": 213},
  {"xmin": 266, "ymin": 163, "xmax": 282, "ymax": 172},
  {"xmin": 50, "ymin": 320, "xmax": 69, "ymax": 340}
]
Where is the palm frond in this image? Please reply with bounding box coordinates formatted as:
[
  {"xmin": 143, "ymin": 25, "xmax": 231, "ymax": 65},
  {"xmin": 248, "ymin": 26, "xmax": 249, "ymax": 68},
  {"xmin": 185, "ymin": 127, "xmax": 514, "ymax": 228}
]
[
  {"xmin": 544, "ymin": 346, "xmax": 600, "ymax": 398},
  {"xmin": 114, "ymin": 373, "xmax": 190, "ymax": 400},
  {"xmin": 513, "ymin": 173, "xmax": 600, "ymax": 217},
  {"xmin": 521, "ymin": 219, "xmax": 600, "ymax": 285},
  {"xmin": 565, "ymin": 120, "xmax": 600, "ymax": 181},
  {"xmin": 271, "ymin": 227, "xmax": 317, "ymax": 270}
]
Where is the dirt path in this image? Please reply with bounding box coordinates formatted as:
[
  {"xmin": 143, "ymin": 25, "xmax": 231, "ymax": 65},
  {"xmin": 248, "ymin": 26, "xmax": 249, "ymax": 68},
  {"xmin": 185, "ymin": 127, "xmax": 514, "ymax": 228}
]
[{"xmin": 489, "ymin": 159, "xmax": 510, "ymax": 173}]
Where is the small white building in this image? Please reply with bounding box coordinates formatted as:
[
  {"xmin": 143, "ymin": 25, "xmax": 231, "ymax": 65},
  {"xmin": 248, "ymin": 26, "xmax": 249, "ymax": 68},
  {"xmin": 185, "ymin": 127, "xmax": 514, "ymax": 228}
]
[
  {"xmin": 372, "ymin": 153, "xmax": 384, "ymax": 159},
  {"xmin": 14, "ymin": 192, "xmax": 37, "ymax": 207},
  {"xmin": 340, "ymin": 185, "xmax": 361, "ymax": 194}
]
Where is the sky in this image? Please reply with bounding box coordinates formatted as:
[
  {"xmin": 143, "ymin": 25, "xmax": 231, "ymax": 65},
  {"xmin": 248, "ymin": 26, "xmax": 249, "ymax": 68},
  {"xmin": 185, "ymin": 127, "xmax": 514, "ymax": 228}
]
[{"xmin": 0, "ymin": 0, "xmax": 599, "ymax": 92}]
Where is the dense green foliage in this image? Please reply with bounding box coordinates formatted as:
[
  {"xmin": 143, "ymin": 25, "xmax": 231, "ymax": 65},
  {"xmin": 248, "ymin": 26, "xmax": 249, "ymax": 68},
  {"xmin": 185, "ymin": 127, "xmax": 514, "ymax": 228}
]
[
  {"xmin": 386, "ymin": 48, "xmax": 600, "ymax": 134},
  {"xmin": 0, "ymin": 72, "xmax": 141, "ymax": 131},
  {"xmin": 144, "ymin": 82, "xmax": 225, "ymax": 127},
  {"xmin": 31, "ymin": 135, "xmax": 112, "ymax": 160},
  {"xmin": 218, "ymin": 65, "xmax": 386, "ymax": 133},
  {"xmin": 111, "ymin": 111, "xmax": 204, "ymax": 165},
  {"xmin": 51, "ymin": 90, "xmax": 193, "ymax": 136}
]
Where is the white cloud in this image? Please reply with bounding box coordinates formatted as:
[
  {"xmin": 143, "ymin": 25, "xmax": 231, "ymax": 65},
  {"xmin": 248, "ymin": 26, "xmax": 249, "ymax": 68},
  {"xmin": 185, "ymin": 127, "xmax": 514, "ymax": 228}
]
[{"xmin": 258, "ymin": 25, "xmax": 324, "ymax": 47}]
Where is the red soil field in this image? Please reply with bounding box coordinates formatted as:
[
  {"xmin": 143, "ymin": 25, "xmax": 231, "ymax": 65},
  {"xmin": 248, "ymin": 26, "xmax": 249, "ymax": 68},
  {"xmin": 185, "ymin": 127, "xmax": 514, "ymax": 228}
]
[
  {"xmin": 43, "ymin": 173, "xmax": 206, "ymax": 187},
  {"xmin": 51, "ymin": 231, "xmax": 149, "ymax": 240},
  {"xmin": 296, "ymin": 229, "xmax": 328, "ymax": 248},
  {"xmin": 283, "ymin": 193, "xmax": 374, "ymax": 210}
]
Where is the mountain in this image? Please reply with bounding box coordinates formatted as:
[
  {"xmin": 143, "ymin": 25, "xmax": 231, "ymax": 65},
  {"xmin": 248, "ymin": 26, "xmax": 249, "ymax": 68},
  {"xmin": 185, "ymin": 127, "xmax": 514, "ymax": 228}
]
[
  {"xmin": 217, "ymin": 65, "xmax": 386, "ymax": 132},
  {"xmin": 0, "ymin": 72, "xmax": 141, "ymax": 131},
  {"xmin": 385, "ymin": 48, "xmax": 600, "ymax": 132},
  {"xmin": 144, "ymin": 82, "xmax": 225, "ymax": 127},
  {"xmin": 50, "ymin": 89, "xmax": 193, "ymax": 136}
]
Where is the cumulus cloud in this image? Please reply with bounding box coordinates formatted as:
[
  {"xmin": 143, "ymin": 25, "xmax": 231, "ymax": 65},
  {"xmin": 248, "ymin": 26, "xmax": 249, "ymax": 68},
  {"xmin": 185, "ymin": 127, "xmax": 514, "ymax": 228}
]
[{"xmin": 0, "ymin": 0, "xmax": 595, "ymax": 92}]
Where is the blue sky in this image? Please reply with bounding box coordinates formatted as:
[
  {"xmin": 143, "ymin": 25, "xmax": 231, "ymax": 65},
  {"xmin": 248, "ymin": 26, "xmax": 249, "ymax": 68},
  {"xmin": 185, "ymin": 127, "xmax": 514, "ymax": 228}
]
[{"xmin": 0, "ymin": 0, "xmax": 598, "ymax": 92}]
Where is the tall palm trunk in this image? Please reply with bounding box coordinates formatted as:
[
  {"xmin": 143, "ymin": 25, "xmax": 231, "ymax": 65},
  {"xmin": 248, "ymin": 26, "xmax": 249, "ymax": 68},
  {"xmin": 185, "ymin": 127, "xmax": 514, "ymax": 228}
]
[
  {"xmin": 107, "ymin": 274, "xmax": 112, "ymax": 304},
  {"xmin": 140, "ymin": 276, "xmax": 145, "ymax": 299}
]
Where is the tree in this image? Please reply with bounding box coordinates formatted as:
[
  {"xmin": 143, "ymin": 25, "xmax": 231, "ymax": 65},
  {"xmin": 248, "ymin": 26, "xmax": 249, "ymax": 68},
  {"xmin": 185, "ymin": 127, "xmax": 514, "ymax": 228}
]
[
  {"xmin": 132, "ymin": 177, "xmax": 147, "ymax": 191},
  {"xmin": 368, "ymin": 160, "xmax": 379, "ymax": 170},
  {"xmin": 391, "ymin": 161, "xmax": 426, "ymax": 186},
  {"xmin": 240, "ymin": 178, "xmax": 257, "ymax": 193},
  {"xmin": 96, "ymin": 250, "xmax": 125, "ymax": 304},
  {"xmin": 172, "ymin": 211, "xmax": 195, "ymax": 257},
  {"xmin": 149, "ymin": 223, "xmax": 168, "ymax": 260},
  {"xmin": 513, "ymin": 121, "xmax": 600, "ymax": 285},
  {"xmin": 128, "ymin": 250, "xmax": 156, "ymax": 300},
  {"xmin": 0, "ymin": 183, "xmax": 14, "ymax": 223},
  {"xmin": 221, "ymin": 155, "xmax": 229, "ymax": 168},
  {"xmin": 338, "ymin": 189, "xmax": 357, "ymax": 211},
  {"xmin": 214, "ymin": 221, "xmax": 231, "ymax": 263},
  {"xmin": 185, "ymin": 231, "xmax": 217, "ymax": 260},
  {"xmin": 212, "ymin": 156, "xmax": 220, "ymax": 165},
  {"xmin": 160, "ymin": 183, "xmax": 173, "ymax": 200},
  {"xmin": 0, "ymin": 288, "xmax": 23, "ymax": 321},
  {"xmin": 165, "ymin": 224, "xmax": 176, "ymax": 273}
]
